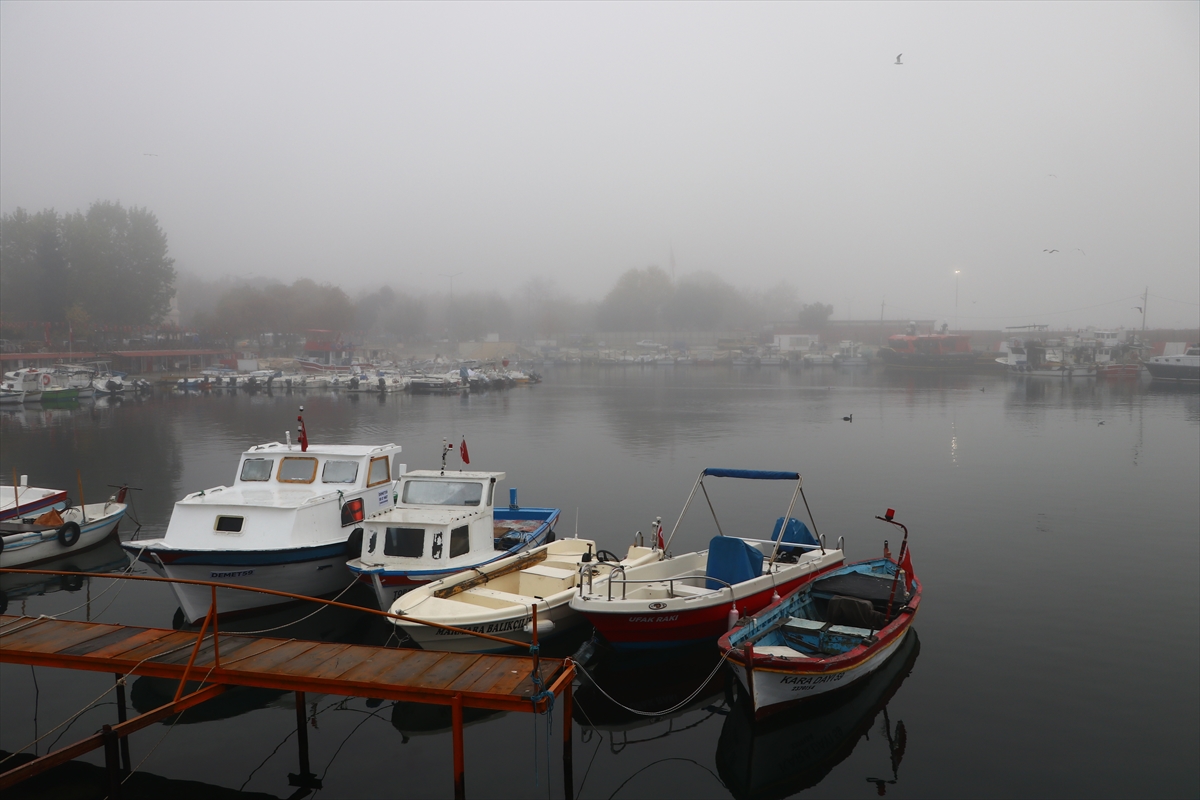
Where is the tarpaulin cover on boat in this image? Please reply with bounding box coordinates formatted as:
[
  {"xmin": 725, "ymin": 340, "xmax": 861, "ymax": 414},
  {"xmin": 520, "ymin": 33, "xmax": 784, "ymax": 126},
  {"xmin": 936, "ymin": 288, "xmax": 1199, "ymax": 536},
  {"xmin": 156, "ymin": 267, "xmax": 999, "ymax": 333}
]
[
  {"xmin": 702, "ymin": 468, "xmax": 801, "ymax": 481},
  {"xmin": 706, "ymin": 536, "xmax": 765, "ymax": 590},
  {"xmin": 771, "ymin": 517, "xmax": 818, "ymax": 554}
]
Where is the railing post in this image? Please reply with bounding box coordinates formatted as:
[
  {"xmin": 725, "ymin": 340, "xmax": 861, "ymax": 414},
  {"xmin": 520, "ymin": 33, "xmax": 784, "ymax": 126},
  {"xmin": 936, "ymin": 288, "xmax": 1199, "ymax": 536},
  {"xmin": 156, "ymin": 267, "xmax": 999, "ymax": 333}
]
[
  {"xmin": 562, "ymin": 678, "xmax": 574, "ymax": 800},
  {"xmin": 452, "ymin": 693, "xmax": 465, "ymax": 800},
  {"xmin": 173, "ymin": 603, "xmax": 213, "ymax": 702},
  {"xmin": 210, "ymin": 585, "xmax": 220, "ymax": 668},
  {"xmin": 101, "ymin": 724, "xmax": 121, "ymax": 799},
  {"xmin": 114, "ymin": 673, "xmax": 131, "ymax": 773}
]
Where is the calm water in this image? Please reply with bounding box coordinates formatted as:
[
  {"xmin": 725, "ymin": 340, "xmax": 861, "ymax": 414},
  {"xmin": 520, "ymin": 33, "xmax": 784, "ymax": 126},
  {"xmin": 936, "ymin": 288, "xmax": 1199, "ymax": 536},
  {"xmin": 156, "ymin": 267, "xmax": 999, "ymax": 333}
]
[{"xmin": 2, "ymin": 367, "xmax": 1197, "ymax": 799}]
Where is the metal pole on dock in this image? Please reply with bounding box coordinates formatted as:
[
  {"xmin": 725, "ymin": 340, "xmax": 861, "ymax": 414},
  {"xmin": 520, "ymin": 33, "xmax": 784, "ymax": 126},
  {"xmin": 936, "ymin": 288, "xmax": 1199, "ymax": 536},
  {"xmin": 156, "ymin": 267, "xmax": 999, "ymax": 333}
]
[
  {"xmin": 452, "ymin": 693, "xmax": 465, "ymax": 800},
  {"xmin": 114, "ymin": 673, "xmax": 131, "ymax": 773}
]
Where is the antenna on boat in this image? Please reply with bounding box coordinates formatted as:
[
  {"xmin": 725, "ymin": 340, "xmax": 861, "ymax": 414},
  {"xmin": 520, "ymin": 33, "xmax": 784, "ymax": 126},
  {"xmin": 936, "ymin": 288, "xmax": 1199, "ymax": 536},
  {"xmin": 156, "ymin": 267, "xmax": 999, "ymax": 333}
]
[
  {"xmin": 574, "ymin": 508, "xmax": 579, "ymax": 538},
  {"xmin": 440, "ymin": 438, "xmax": 451, "ymax": 475}
]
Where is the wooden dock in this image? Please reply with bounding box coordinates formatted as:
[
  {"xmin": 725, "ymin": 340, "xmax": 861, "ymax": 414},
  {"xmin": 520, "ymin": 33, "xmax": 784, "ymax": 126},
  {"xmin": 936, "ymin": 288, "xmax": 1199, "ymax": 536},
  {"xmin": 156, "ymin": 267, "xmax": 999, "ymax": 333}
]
[{"xmin": 0, "ymin": 609, "xmax": 575, "ymax": 798}]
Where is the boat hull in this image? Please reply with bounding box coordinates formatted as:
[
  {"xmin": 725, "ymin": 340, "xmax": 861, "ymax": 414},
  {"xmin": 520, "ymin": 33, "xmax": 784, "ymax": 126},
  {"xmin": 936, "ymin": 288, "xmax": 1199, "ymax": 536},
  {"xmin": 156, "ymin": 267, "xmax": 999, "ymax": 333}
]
[
  {"xmin": 126, "ymin": 541, "xmax": 355, "ymax": 623},
  {"xmin": 728, "ymin": 623, "xmax": 913, "ymax": 718},
  {"xmin": 0, "ymin": 504, "xmax": 125, "ymax": 568},
  {"xmin": 579, "ymin": 558, "xmax": 843, "ymax": 650},
  {"xmin": 1144, "ymin": 360, "xmax": 1200, "ymax": 383},
  {"xmin": 401, "ymin": 597, "xmax": 588, "ymax": 654},
  {"xmin": 1006, "ymin": 363, "xmax": 1097, "ymax": 378}
]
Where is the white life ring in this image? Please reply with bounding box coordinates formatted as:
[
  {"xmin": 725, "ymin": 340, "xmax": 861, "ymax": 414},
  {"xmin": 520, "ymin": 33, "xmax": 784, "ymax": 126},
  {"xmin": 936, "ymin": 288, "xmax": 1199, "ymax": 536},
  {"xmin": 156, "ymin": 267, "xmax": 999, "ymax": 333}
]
[{"xmin": 41, "ymin": 373, "xmax": 51, "ymax": 387}]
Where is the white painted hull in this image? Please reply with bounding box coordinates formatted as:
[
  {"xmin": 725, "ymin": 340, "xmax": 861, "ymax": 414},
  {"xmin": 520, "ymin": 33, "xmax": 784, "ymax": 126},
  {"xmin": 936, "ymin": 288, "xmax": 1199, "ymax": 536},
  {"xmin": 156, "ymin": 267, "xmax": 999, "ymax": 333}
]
[
  {"xmin": 0, "ymin": 504, "xmax": 126, "ymax": 568},
  {"xmin": 400, "ymin": 598, "xmax": 588, "ymax": 653},
  {"xmin": 133, "ymin": 551, "xmax": 355, "ymax": 623},
  {"xmin": 729, "ymin": 627, "xmax": 909, "ymax": 712}
]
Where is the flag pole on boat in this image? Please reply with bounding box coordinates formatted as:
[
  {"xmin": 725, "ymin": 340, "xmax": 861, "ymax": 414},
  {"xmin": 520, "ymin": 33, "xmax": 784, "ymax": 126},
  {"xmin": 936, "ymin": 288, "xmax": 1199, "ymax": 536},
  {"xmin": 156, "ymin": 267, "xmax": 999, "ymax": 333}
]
[{"xmin": 875, "ymin": 508, "xmax": 909, "ymax": 619}]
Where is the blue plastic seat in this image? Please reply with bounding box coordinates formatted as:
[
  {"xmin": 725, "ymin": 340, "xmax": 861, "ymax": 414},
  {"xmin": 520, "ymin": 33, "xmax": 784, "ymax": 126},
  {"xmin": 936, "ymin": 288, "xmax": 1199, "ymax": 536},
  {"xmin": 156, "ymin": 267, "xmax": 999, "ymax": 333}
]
[
  {"xmin": 770, "ymin": 517, "xmax": 819, "ymax": 555},
  {"xmin": 706, "ymin": 536, "xmax": 765, "ymax": 590}
]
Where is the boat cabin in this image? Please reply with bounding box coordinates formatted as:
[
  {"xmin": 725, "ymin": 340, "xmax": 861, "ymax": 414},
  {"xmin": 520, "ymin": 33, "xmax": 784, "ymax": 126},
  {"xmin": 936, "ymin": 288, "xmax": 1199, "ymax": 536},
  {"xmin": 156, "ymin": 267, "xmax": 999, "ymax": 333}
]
[
  {"xmin": 352, "ymin": 470, "xmax": 507, "ymax": 570},
  {"xmin": 160, "ymin": 442, "xmax": 405, "ymax": 550}
]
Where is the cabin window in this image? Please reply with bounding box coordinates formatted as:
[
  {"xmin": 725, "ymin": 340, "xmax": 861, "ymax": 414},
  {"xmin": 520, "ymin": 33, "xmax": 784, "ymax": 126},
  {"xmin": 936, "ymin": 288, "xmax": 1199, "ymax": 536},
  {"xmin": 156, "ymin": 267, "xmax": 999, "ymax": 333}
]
[
  {"xmin": 367, "ymin": 456, "xmax": 390, "ymax": 488},
  {"xmin": 367, "ymin": 531, "xmax": 377, "ymax": 553},
  {"xmin": 278, "ymin": 457, "xmax": 318, "ymax": 483},
  {"xmin": 384, "ymin": 527, "xmax": 424, "ymax": 558},
  {"xmin": 240, "ymin": 459, "xmax": 273, "ymax": 482},
  {"xmin": 214, "ymin": 515, "xmax": 244, "ymax": 532},
  {"xmin": 402, "ymin": 480, "xmax": 483, "ymax": 507},
  {"xmin": 449, "ymin": 525, "xmax": 470, "ymax": 558},
  {"xmin": 322, "ymin": 460, "xmax": 359, "ymax": 484}
]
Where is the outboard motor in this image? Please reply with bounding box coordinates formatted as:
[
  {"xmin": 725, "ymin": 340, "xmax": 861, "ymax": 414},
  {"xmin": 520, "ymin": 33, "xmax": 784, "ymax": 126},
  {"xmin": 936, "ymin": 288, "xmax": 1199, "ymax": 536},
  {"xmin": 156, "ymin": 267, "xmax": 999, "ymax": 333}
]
[
  {"xmin": 105, "ymin": 379, "xmax": 119, "ymax": 393},
  {"xmin": 349, "ymin": 376, "xmax": 360, "ymax": 390}
]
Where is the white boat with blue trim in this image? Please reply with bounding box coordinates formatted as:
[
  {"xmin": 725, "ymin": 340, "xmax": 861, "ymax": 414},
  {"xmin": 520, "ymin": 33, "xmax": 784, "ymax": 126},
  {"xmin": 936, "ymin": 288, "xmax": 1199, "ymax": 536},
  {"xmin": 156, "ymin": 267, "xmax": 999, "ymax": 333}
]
[
  {"xmin": 1, "ymin": 491, "xmax": 128, "ymax": 568},
  {"xmin": 125, "ymin": 416, "xmax": 405, "ymax": 622},
  {"xmin": 346, "ymin": 470, "xmax": 561, "ymax": 610}
]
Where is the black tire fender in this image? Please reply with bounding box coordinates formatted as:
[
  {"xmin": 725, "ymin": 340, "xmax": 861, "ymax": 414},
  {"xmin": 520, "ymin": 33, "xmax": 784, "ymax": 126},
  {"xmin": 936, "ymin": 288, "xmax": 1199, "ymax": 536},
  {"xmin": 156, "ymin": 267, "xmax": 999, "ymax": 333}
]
[{"xmin": 57, "ymin": 521, "xmax": 81, "ymax": 547}]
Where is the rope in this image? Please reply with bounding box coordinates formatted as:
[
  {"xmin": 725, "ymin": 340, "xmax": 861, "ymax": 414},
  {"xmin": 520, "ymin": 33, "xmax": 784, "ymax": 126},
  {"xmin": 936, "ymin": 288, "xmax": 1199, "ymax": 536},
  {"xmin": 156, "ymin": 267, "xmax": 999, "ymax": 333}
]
[
  {"xmin": 226, "ymin": 577, "xmax": 361, "ymax": 636},
  {"xmin": 36, "ymin": 545, "xmax": 147, "ymax": 623},
  {"xmin": 0, "ymin": 679, "xmax": 124, "ymax": 764},
  {"xmin": 570, "ymin": 649, "xmax": 737, "ymax": 718}
]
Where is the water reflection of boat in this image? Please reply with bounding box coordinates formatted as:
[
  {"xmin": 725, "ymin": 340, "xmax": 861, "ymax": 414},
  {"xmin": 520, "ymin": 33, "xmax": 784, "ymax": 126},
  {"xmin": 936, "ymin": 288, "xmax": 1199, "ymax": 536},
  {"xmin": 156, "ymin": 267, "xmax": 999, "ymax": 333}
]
[
  {"xmin": 390, "ymin": 700, "xmax": 505, "ymax": 742},
  {"xmin": 0, "ymin": 535, "xmax": 129, "ymax": 614},
  {"xmin": 716, "ymin": 631, "xmax": 920, "ymax": 800},
  {"xmin": 0, "ymin": 749, "xmax": 281, "ymax": 799},
  {"xmin": 574, "ymin": 643, "xmax": 728, "ymax": 741}
]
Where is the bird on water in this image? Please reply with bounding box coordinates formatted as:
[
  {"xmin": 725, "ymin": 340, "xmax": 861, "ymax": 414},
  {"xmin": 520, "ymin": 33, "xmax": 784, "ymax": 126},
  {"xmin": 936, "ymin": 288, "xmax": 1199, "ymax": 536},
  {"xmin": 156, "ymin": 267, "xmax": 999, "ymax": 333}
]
[
  {"xmin": 843, "ymin": 414, "xmax": 853, "ymax": 422},
  {"xmin": 895, "ymin": 54, "xmax": 903, "ymax": 65}
]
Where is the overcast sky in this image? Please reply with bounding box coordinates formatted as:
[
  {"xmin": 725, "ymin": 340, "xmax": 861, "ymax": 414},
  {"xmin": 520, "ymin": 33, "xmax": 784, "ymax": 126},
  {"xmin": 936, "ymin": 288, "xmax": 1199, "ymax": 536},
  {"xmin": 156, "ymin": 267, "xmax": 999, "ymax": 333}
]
[{"xmin": 2, "ymin": 1, "xmax": 1197, "ymax": 329}]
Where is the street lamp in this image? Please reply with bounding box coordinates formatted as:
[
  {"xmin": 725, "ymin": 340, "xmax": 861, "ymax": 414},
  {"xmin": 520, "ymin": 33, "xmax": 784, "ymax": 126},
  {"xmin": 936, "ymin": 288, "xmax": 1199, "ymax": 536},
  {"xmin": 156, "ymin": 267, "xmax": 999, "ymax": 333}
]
[
  {"xmin": 441, "ymin": 272, "xmax": 463, "ymax": 299},
  {"xmin": 954, "ymin": 270, "xmax": 961, "ymax": 332}
]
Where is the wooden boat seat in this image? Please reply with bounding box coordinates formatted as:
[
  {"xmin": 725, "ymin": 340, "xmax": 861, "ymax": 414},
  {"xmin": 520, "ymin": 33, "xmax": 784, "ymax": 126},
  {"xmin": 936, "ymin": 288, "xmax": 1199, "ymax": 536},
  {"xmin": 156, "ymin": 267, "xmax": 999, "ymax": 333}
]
[
  {"xmin": 753, "ymin": 645, "xmax": 810, "ymax": 659},
  {"xmin": 455, "ymin": 587, "xmax": 529, "ymax": 608}
]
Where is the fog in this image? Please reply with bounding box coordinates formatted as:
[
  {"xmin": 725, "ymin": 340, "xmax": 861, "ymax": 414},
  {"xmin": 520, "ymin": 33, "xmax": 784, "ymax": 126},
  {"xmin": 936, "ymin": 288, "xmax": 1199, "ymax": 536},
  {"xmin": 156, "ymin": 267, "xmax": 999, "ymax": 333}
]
[{"xmin": 2, "ymin": 2, "xmax": 1197, "ymax": 329}]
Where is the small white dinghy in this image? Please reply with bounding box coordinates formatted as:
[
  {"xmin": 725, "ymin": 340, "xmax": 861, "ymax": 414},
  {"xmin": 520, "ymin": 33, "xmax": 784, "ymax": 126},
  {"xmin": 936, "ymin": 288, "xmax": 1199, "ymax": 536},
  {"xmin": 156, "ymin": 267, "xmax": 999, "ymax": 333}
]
[
  {"xmin": 389, "ymin": 537, "xmax": 661, "ymax": 653},
  {"xmin": 0, "ymin": 490, "xmax": 128, "ymax": 568}
]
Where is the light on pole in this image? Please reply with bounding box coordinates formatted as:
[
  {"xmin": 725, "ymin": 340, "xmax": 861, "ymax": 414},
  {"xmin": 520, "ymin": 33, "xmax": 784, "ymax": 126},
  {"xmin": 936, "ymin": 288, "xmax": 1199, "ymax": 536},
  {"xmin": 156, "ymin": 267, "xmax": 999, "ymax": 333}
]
[{"xmin": 954, "ymin": 270, "xmax": 961, "ymax": 332}]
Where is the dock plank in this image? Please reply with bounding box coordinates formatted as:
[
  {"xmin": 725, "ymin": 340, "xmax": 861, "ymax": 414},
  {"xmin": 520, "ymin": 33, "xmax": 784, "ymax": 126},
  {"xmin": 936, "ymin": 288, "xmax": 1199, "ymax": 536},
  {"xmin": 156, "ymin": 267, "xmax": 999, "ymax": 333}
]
[
  {"xmin": 115, "ymin": 631, "xmax": 199, "ymax": 664},
  {"xmin": 58, "ymin": 626, "xmax": 145, "ymax": 657},
  {"xmin": 267, "ymin": 643, "xmax": 356, "ymax": 678},
  {"xmin": 81, "ymin": 628, "xmax": 172, "ymax": 660},
  {"xmin": 409, "ymin": 653, "xmax": 482, "ymax": 690},
  {"xmin": 224, "ymin": 641, "xmax": 323, "ymax": 675},
  {"xmin": 445, "ymin": 655, "xmax": 524, "ymax": 693},
  {"xmin": 301, "ymin": 645, "xmax": 377, "ymax": 681},
  {"xmin": 6, "ymin": 621, "xmax": 126, "ymax": 655},
  {"xmin": 366, "ymin": 651, "xmax": 451, "ymax": 688}
]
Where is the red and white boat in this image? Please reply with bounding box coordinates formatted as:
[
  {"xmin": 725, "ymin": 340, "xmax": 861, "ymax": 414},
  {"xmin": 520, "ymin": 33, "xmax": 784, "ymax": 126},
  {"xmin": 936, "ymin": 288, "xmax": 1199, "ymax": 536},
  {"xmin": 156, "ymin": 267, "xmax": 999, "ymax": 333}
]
[
  {"xmin": 569, "ymin": 468, "xmax": 845, "ymax": 649},
  {"xmin": 1, "ymin": 479, "xmax": 68, "ymax": 522},
  {"xmin": 719, "ymin": 510, "xmax": 921, "ymax": 718}
]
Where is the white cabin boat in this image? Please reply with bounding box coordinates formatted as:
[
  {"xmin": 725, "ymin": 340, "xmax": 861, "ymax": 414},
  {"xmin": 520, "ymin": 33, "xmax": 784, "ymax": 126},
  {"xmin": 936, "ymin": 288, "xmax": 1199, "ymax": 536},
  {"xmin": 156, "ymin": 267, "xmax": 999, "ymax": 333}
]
[
  {"xmin": 347, "ymin": 470, "xmax": 560, "ymax": 609},
  {"xmin": 833, "ymin": 341, "xmax": 869, "ymax": 366},
  {"xmin": 125, "ymin": 436, "xmax": 405, "ymax": 622},
  {"xmin": 389, "ymin": 537, "xmax": 660, "ymax": 653},
  {"xmin": 1, "ymin": 480, "xmax": 68, "ymax": 521}
]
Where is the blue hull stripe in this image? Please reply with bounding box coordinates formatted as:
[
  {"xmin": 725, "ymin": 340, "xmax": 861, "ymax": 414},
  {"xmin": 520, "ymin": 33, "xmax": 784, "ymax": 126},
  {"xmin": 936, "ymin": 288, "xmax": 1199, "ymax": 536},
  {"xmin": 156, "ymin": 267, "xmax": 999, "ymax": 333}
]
[{"xmin": 124, "ymin": 541, "xmax": 347, "ymax": 567}]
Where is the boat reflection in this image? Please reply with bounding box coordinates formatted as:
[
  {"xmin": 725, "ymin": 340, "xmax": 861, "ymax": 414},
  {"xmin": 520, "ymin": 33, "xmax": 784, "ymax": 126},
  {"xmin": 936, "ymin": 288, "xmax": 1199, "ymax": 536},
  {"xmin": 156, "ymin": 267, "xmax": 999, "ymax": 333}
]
[
  {"xmin": 390, "ymin": 701, "xmax": 505, "ymax": 743},
  {"xmin": 132, "ymin": 587, "xmax": 395, "ymax": 722},
  {"xmin": 574, "ymin": 643, "xmax": 729, "ymax": 751},
  {"xmin": 0, "ymin": 534, "xmax": 129, "ymax": 615},
  {"xmin": 716, "ymin": 630, "xmax": 920, "ymax": 800}
]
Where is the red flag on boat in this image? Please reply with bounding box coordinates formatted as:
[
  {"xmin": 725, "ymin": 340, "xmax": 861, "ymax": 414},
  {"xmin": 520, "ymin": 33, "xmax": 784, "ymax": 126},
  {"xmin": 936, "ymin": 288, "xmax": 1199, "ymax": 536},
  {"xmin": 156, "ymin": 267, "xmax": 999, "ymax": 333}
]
[
  {"xmin": 460, "ymin": 438, "xmax": 470, "ymax": 465},
  {"xmin": 899, "ymin": 546, "xmax": 915, "ymax": 593}
]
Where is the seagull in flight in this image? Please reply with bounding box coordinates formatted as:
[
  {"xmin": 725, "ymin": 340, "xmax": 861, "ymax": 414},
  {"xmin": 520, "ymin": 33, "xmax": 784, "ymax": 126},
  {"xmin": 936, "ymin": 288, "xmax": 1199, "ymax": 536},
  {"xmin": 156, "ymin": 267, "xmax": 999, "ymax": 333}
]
[
  {"xmin": 1074, "ymin": 248, "xmax": 1086, "ymax": 255},
  {"xmin": 1133, "ymin": 307, "xmax": 1143, "ymax": 314},
  {"xmin": 895, "ymin": 54, "xmax": 903, "ymax": 65},
  {"xmin": 143, "ymin": 153, "xmax": 158, "ymax": 157},
  {"xmin": 1043, "ymin": 249, "xmax": 1059, "ymax": 253}
]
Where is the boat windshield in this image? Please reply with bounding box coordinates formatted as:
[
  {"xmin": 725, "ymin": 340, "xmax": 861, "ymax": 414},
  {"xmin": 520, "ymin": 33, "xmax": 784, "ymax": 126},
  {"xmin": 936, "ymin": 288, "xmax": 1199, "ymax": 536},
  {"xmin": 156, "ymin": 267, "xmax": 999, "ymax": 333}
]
[{"xmin": 402, "ymin": 480, "xmax": 483, "ymax": 506}]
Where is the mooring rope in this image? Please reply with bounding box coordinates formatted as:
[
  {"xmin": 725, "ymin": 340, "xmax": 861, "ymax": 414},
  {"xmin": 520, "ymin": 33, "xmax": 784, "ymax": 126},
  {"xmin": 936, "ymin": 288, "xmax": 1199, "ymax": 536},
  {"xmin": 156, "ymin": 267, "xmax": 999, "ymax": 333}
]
[{"xmin": 569, "ymin": 649, "xmax": 737, "ymax": 719}]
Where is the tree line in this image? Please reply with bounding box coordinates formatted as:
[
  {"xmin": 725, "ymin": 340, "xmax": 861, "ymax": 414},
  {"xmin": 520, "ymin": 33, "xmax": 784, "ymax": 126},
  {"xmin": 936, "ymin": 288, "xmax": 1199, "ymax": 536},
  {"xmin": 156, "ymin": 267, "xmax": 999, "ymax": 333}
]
[
  {"xmin": 2, "ymin": 200, "xmax": 834, "ymax": 346},
  {"xmin": 0, "ymin": 202, "xmax": 176, "ymax": 329}
]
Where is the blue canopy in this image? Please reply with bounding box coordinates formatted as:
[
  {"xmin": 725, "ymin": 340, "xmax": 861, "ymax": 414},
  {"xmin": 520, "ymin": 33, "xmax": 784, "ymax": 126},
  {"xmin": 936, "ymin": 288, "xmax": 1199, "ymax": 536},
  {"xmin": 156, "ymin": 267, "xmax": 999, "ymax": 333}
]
[
  {"xmin": 771, "ymin": 517, "xmax": 819, "ymax": 554},
  {"xmin": 706, "ymin": 536, "xmax": 765, "ymax": 590},
  {"xmin": 702, "ymin": 468, "xmax": 800, "ymax": 481}
]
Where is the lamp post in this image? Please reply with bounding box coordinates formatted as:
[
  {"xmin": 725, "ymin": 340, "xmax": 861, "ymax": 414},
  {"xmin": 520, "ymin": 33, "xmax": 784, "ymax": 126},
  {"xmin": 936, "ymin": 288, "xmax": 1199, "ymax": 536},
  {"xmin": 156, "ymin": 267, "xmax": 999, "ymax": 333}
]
[
  {"xmin": 954, "ymin": 270, "xmax": 961, "ymax": 332},
  {"xmin": 441, "ymin": 272, "xmax": 463, "ymax": 299}
]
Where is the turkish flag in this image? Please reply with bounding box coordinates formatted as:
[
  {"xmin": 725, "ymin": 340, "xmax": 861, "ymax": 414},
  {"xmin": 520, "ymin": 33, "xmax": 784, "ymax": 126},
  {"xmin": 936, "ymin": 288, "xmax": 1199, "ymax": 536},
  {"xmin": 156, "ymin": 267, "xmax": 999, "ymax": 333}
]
[
  {"xmin": 460, "ymin": 438, "xmax": 470, "ymax": 465},
  {"xmin": 899, "ymin": 546, "xmax": 915, "ymax": 593}
]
